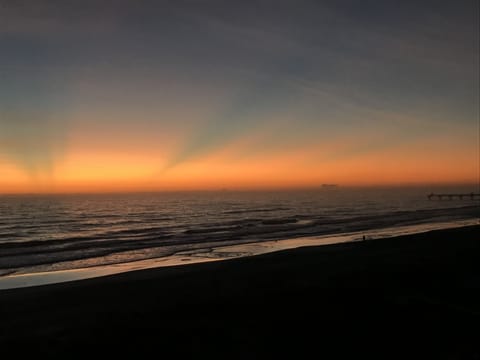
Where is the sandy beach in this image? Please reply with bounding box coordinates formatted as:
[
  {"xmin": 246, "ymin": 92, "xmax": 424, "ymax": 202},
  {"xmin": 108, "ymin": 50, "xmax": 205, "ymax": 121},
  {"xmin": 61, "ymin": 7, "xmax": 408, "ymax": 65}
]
[{"xmin": 1, "ymin": 225, "xmax": 479, "ymax": 358}]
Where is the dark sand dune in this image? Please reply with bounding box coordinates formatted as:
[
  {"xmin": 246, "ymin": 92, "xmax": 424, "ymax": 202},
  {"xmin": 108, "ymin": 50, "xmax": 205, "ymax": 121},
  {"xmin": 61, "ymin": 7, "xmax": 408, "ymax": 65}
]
[{"xmin": 1, "ymin": 225, "xmax": 479, "ymax": 359}]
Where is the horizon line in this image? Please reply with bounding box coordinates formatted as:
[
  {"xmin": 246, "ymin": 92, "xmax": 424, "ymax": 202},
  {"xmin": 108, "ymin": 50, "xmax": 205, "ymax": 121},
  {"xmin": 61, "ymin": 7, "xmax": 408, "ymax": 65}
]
[{"xmin": 1, "ymin": 182, "xmax": 479, "ymax": 196}]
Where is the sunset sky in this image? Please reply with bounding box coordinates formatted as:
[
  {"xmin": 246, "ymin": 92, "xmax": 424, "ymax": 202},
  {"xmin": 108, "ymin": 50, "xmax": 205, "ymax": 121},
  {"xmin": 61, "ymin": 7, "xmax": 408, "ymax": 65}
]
[{"xmin": 0, "ymin": 0, "xmax": 478, "ymax": 193}]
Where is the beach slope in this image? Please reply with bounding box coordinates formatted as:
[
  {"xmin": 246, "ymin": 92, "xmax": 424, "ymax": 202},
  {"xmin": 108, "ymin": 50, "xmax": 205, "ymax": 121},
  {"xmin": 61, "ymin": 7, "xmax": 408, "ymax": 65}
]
[{"xmin": 1, "ymin": 225, "xmax": 479, "ymax": 358}]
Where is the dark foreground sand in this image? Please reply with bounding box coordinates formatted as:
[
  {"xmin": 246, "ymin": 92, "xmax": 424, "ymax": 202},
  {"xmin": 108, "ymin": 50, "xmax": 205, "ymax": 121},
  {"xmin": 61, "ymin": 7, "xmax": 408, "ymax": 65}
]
[{"xmin": 1, "ymin": 225, "xmax": 479, "ymax": 359}]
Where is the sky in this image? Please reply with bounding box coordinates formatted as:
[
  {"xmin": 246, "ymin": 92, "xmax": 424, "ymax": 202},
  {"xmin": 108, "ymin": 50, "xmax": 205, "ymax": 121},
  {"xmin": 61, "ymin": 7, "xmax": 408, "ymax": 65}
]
[{"xmin": 0, "ymin": 0, "xmax": 478, "ymax": 193}]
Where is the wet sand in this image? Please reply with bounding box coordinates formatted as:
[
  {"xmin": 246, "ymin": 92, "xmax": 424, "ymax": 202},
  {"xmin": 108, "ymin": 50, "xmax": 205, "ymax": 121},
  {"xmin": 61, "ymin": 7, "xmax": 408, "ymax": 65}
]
[{"xmin": 1, "ymin": 225, "xmax": 479, "ymax": 359}]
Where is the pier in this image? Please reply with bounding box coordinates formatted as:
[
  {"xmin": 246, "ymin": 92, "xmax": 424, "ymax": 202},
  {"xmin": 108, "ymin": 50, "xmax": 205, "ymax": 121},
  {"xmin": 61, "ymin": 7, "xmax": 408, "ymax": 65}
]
[{"xmin": 427, "ymin": 193, "xmax": 480, "ymax": 200}]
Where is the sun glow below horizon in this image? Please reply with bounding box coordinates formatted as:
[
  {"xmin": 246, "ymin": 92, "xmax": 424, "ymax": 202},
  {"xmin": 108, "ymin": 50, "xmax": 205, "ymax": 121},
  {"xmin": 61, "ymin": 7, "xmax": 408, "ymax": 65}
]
[{"xmin": 1, "ymin": 127, "xmax": 478, "ymax": 194}]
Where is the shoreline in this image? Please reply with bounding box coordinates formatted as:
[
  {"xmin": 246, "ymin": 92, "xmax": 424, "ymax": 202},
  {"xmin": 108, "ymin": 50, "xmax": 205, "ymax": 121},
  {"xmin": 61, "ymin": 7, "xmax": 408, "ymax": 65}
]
[
  {"xmin": 0, "ymin": 224, "xmax": 479, "ymax": 358},
  {"xmin": 1, "ymin": 218, "xmax": 478, "ymax": 290}
]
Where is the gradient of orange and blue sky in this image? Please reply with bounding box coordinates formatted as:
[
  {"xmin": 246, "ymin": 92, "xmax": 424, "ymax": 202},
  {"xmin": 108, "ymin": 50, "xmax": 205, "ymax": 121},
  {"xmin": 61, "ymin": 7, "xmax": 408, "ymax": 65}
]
[{"xmin": 0, "ymin": 0, "xmax": 478, "ymax": 193}]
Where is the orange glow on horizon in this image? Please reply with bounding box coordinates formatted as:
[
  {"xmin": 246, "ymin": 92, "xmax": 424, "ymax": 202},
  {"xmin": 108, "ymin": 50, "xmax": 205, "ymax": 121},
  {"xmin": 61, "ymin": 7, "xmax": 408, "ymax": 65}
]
[
  {"xmin": 1, "ymin": 113, "xmax": 478, "ymax": 194},
  {"xmin": 0, "ymin": 135, "xmax": 477, "ymax": 194}
]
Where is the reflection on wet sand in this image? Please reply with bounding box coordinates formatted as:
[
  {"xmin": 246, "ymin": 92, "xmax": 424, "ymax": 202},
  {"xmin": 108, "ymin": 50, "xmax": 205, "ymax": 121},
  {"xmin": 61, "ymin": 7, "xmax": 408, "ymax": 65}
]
[{"xmin": 0, "ymin": 219, "xmax": 478, "ymax": 290}]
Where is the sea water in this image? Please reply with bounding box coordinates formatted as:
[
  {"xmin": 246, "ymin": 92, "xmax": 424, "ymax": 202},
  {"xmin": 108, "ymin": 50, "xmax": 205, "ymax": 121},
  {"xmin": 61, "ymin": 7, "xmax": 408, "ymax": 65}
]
[{"xmin": 0, "ymin": 186, "xmax": 478, "ymax": 286}]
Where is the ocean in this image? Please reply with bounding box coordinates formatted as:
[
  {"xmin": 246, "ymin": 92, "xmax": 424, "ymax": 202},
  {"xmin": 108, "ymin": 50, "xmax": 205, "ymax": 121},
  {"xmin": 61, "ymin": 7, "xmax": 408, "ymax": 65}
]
[{"xmin": 0, "ymin": 186, "xmax": 478, "ymax": 287}]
